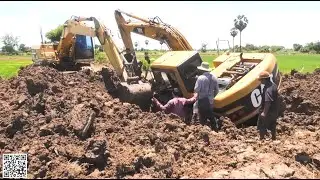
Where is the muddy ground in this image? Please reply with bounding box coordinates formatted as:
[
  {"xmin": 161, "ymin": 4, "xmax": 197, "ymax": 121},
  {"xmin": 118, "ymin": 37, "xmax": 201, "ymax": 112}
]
[{"xmin": 0, "ymin": 66, "xmax": 319, "ymax": 179}]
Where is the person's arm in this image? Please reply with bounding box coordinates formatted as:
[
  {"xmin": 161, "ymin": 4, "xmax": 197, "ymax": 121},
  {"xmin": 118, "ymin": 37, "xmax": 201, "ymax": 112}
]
[
  {"xmin": 152, "ymin": 97, "xmax": 174, "ymax": 113},
  {"xmin": 183, "ymin": 93, "xmax": 198, "ymax": 105}
]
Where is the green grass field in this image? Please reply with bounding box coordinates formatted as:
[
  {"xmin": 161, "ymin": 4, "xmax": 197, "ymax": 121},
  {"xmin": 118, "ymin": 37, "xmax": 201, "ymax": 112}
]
[
  {"xmin": 0, "ymin": 56, "xmax": 32, "ymax": 78},
  {"xmin": 276, "ymin": 54, "xmax": 320, "ymax": 73},
  {"xmin": 0, "ymin": 53, "xmax": 319, "ymax": 79}
]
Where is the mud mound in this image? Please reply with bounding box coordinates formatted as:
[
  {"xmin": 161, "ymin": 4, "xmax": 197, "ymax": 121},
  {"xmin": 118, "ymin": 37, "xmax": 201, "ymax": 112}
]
[
  {"xmin": 280, "ymin": 69, "xmax": 320, "ymax": 130},
  {"xmin": 0, "ymin": 65, "xmax": 319, "ymax": 178},
  {"xmin": 281, "ymin": 70, "xmax": 320, "ymax": 113}
]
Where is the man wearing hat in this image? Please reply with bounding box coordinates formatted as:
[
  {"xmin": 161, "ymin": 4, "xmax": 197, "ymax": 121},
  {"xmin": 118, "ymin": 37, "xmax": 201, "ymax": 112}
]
[
  {"xmin": 192, "ymin": 62, "xmax": 219, "ymax": 127},
  {"xmin": 257, "ymin": 70, "xmax": 279, "ymax": 140},
  {"xmin": 151, "ymin": 88, "xmax": 197, "ymax": 121}
]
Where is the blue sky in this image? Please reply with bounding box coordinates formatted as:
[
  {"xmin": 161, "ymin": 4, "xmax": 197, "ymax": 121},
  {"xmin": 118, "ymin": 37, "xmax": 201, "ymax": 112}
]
[{"xmin": 0, "ymin": 1, "xmax": 319, "ymax": 50}]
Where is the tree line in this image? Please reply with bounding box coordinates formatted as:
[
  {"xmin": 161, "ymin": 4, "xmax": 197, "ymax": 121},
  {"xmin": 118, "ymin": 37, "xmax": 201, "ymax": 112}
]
[
  {"xmin": 0, "ymin": 34, "xmax": 31, "ymax": 55},
  {"xmin": 1, "ymin": 19, "xmax": 320, "ymax": 55}
]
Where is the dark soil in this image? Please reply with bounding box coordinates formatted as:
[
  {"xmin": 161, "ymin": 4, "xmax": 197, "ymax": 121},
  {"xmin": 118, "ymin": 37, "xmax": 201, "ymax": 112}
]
[{"xmin": 0, "ymin": 66, "xmax": 319, "ymax": 178}]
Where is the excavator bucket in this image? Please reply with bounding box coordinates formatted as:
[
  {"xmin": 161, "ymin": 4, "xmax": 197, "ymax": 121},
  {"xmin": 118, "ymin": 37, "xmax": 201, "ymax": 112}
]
[{"xmin": 101, "ymin": 67, "xmax": 153, "ymax": 110}]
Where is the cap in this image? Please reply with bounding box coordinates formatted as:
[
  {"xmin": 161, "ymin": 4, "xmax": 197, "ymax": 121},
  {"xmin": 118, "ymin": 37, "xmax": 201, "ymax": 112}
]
[{"xmin": 258, "ymin": 71, "xmax": 271, "ymax": 80}]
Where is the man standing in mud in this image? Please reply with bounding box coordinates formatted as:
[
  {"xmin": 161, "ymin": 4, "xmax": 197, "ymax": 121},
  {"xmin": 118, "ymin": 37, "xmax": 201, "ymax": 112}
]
[
  {"xmin": 192, "ymin": 62, "xmax": 219, "ymax": 129},
  {"xmin": 257, "ymin": 71, "xmax": 280, "ymax": 140}
]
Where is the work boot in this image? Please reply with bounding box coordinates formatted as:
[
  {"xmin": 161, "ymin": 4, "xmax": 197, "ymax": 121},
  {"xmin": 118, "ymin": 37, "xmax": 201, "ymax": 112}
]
[{"xmin": 259, "ymin": 130, "xmax": 267, "ymax": 140}]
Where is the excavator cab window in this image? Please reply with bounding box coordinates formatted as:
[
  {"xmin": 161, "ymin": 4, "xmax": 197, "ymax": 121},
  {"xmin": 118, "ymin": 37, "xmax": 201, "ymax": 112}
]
[
  {"xmin": 152, "ymin": 70, "xmax": 180, "ymax": 91},
  {"xmin": 177, "ymin": 53, "xmax": 202, "ymax": 93},
  {"xmin": 74, "ymin": 35, "xmax": 94, "ymax": 60}
]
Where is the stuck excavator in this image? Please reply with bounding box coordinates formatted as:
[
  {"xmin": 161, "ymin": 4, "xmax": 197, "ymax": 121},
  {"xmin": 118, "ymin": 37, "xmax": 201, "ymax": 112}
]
[
  {"xmin": 113, "ymin": 10, "xmax": 283, "ymax": 124},
  {"xmin": 31, "ymin": 14, "xmax": 283, "ymax": 125}
]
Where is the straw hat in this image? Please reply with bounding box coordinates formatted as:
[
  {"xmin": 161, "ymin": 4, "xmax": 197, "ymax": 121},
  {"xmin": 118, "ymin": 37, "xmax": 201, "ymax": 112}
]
[{"xmin": 197, "ymin": 62, "xmax": 211, "ymax": 72}]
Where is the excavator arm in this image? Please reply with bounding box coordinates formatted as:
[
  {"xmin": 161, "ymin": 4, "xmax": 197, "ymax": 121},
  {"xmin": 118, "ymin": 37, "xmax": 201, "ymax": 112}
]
[
  {"xmin": 56, "ymin": 16, "xmax": 134, "ymax": 79},
  {"xmin": 114, "ymin": 9, "xmax": 193, "ymax": 52}
]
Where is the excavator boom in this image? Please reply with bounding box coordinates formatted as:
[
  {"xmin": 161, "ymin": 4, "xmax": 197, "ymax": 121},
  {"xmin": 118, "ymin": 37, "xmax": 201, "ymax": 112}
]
[{"xmin": 114, "ymin": 9, "xmax": 193, "ymax": 52}]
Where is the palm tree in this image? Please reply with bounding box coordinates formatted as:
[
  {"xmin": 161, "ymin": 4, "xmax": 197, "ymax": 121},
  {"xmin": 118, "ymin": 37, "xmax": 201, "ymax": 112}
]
[
  {"xmin": 230, "ymin": 28, "xmax": 238, "ymax": 52},
  {"xmin": 201, "ymin": 43, "xmax": 208, "ymax": 53},
  {"xmin": 234, "ymin": 15, "xmax": 249, "ymax": 52},
  {"xmin": 134, "ymin": 41, "xmax": 139, "ymax": 51},
  {"xmin": 145, "ymin": 40, "xmax": 149, "ymax": 50}
]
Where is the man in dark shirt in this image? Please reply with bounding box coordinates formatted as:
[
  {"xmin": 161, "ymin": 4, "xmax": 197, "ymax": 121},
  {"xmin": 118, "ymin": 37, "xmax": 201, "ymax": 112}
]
[{"xmin": 257, "ymin": 71, "xmax": 279, "ymax": 140}]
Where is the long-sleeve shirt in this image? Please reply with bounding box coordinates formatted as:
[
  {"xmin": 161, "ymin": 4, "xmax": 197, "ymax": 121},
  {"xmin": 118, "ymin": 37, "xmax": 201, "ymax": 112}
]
[
  {"xmin": 153, "ymin": 96, "xmax": 196, "ymax": 118},
  {"xmin": 194, "ymin": 72, "xmax": 219, "ymax": 105}
]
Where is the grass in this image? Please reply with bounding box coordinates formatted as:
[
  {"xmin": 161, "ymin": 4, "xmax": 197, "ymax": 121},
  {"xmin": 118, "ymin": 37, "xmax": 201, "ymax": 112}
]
[
  {"xmin": 0, "ymin": 56, "xmax": 32, "ymax": 79},
  {"xmin": 276, "ymin": 54, "xmax": 320, "ymax": 73},
  {"xmin": 0, "ymin": 52, "xmax": 319, "ymax": 79}
]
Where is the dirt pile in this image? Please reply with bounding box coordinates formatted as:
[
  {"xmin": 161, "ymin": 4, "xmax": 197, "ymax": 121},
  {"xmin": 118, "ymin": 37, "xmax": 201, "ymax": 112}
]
[
  {"xmin": 280, "ymin": 69, "xmax": 320, "ymax": 128},
  {"xmin": 0, "ymin": 66, "xmax": 319, "ymax": 178}
]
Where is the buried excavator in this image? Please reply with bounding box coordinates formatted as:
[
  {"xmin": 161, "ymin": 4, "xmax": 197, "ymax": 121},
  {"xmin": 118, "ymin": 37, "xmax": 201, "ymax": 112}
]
[
  {"xmin": 31, "ymin": 14, "xmax": 283, "ymax": 125},
  {"xmin": 113, "ymin": 9, "xmax": 284, "ymax": 124}
]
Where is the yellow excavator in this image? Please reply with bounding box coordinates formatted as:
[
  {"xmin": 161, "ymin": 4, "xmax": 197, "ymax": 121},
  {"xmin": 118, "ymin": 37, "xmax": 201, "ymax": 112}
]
[
  {"xmin": 31, "ymin": 16, "xmax": 143, "ymax": 80},
  {"xmin": 32, "ymin": 15, "xmax": 282, "ymax": 125},
  {"xmin": 31, "ymin": 16, "xmax": 153, "ymax": 107}
]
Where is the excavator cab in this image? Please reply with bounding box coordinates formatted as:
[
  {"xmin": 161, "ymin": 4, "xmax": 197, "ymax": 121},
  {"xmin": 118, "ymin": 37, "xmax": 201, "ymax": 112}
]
[
  {"xmin": 74, "ymin": 34, "xmax": 94, "ymax": 62},
  {"xmin": 150, "ymin": 51, "xmax": 202, "ymax": 102}
]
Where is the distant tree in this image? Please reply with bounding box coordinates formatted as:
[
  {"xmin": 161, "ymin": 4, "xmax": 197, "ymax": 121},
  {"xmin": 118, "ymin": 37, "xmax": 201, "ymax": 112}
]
[
  {"xmin": 245, "ymin": 44, "xmax": 257, "ymax": 51},
  {"xmin": 45, "ymin": 25, "xmax": 63, "ymax": 42},
  {"xmin": 259, "ymin": 45, "xmax": 270, "ymax": 53},
  {"xmin": 201, "ymin": 43, "xmax": 207, "ymax": 53},
  {"xmin": 293, "ymin": 44, "xmax": 303, "ymax": 51},
  {"xmin": 19, "ymin": 43, "xmax": 26, "ymax": 52},
  {"xmin": 230, "ymin": 28, "xmax": 238, "ymax": 52},
  {"xmin": 1, "ymin": 34, "xmax": 19, "ymax": 54},
  {"xmin": 270, "ymin": 45, "xmax": 285, "ymax": 52},
  {"xmin": 305, "ymin": 42, "xmax": 314, "ymax": 51},
  {"xmin": 134, "ymin": 41, "xmax": 139, "ymax": 51},
  {"xmin": 299, "ymin": 47, "xmax": 309, "ymax": 53},
  {"xmin": 313, "ymin": 41, "xmax": 320, "ymax": 53},
  {"xmin": 234, "ymin": 15, "xmax": 249, "ymax": 52}
]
